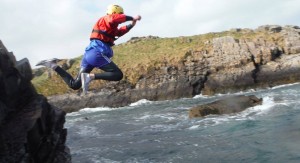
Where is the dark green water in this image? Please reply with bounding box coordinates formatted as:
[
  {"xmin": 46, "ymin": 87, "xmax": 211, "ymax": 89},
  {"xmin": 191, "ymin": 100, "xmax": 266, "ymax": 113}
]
[{"xmin": 66, "ymin": 83, "xmax": 300, "ymax": 163}]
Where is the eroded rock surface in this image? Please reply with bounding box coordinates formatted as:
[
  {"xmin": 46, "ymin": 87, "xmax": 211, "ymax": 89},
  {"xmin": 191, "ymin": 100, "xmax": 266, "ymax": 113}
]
[
  {"xmin": 0, "ymin": 41, "xmax": 71, "ymax": 163},
  {"xmin": 45, "ymin": 25, "xmax": 300, "ymax": 112}
]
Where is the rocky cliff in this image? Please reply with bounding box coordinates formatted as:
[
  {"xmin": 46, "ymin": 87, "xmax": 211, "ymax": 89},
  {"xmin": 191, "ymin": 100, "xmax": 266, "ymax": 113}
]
[
  {"xmin": 202, "ymin": 25, "xmax": 300, "ymax": 94},
  {"xmin": 0, "ymin": 41, "xmax": 71, "ymax": 162},
  {"xmin": 46, "ymin": 25, "xmax": 300, "ymax": 112}
]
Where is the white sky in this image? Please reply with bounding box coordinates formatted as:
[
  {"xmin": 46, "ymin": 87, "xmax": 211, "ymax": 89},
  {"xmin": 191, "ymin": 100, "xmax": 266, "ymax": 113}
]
[{"xmin": 1, "ymin": 0, "xmax": 299, "ymax": 68}]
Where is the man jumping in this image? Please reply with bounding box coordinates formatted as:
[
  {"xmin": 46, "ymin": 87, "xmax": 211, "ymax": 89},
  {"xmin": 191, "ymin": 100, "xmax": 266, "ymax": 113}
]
[{"xmin": 36, "ymin": 4, "xmax": 141, "ymax": 94}]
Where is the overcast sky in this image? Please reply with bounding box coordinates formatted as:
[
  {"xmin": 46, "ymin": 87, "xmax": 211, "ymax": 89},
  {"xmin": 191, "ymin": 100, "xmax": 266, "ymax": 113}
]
[{"xmin": 1, "ymin": 0, "xmax": 299, "ymax": 68}]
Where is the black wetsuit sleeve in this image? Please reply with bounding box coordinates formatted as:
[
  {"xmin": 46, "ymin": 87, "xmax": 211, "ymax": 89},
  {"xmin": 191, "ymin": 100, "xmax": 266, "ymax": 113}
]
[
  {"xmin": 126, "ymin": 24, "xmax": 133, "ymax": 30},
  {"xmin": 125, "ymin": 16, "xmax": 134, "ymax": 30},
  {"xmin": 126, "ymin": 16, "xmax": 134, "ymax": 21}
]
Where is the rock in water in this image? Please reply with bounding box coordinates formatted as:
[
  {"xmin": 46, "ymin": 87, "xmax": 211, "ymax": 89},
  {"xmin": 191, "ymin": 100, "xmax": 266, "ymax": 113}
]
[
  {"xmin": 189, "ymin": 95, "xmax": 262, "ymax": 118},
  {"xmin": 0, "ymin": 40, "xmax": 71, "ymax": 162}
]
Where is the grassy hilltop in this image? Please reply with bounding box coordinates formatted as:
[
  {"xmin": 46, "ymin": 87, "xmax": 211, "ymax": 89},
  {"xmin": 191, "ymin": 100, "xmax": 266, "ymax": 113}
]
[{"xmin": 32, "ymin": 28, "xmax": 281, "ymax": 96}]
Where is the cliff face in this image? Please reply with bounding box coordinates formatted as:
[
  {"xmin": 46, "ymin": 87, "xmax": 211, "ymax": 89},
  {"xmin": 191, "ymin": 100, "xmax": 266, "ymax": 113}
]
[
  {"xmin": 134, "ymin": 25, "xmax": 300, "ymax": 96},
  {"xmin": 47, "ymin": 25, "xmax": 300, "ymax": 112},
  {"xmin": 135, "ymin": 26, "xmax": 299, "ymax": 94},
  {"xmin": 0, "ymin": 41, "xmax": 71, "ymax": 162},
  {"xmin": 202, "ymin": 25, "xmax": 300, "ymax": 94}
]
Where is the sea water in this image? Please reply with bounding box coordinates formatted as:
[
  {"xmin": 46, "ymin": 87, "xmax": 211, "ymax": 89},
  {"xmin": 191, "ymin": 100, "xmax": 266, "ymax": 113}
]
[{"xmin": 65, "ymin": 83, "xmax": 300, "ymax": 163}]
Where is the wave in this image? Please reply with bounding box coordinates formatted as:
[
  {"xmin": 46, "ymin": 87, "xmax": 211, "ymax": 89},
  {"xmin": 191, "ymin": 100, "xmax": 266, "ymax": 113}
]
[
  {"xmin": 68, "ymin": 82, "xmax": 297, "ymax": 118},
  {"xmin": 269, "ymin": 82, "xmax": 300, "ymax": 89},
  {"xmin": 129, "ymin": 99, "xmax": 152, "ymax": 106},
  {"xmin": 67, "ymin": 107, "xmax": 112, "ymax": 117},
  {"xmin": 193, "ymin": 94, "xmax": 210, "ymax": 99},
  {"xmin": 67, "ymin": 99, "xmax": 153, "ymax": 117},
  {"xmin": 134, "ymin": 97, "xmax": 277, "ymax": 132}
]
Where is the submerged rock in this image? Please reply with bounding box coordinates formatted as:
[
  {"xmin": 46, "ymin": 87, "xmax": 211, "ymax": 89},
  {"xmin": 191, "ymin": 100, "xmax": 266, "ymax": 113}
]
[
  {"xmin": 0, "ymin": 40, "xmax": 71, "ymax": 162},
  {"xmin": 189, "ymin": 95, "xmax": 262, "ymax": 118}
]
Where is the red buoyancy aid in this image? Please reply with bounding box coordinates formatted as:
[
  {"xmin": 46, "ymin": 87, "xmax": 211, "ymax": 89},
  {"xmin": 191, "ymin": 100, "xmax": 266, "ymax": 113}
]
[{"xmin": 90, "ymin": 14, "xmax": 130, "ymax": 45}]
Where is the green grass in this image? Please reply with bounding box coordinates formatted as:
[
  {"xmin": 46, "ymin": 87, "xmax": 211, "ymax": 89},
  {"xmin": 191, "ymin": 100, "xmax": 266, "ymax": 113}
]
[{"xmin": 32, "ymin": 29, "xmax": 284, "ymax": 96}]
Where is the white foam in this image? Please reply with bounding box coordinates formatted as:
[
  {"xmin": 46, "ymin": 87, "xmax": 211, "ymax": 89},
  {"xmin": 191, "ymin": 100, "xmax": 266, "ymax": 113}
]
[
  {"xmin": 249, "ymin": 96, "xmax": 275, "ymax": 115},
  {"xmin": 76, "ymin": 125, "xmax": 101, "ymax": 137},
  {"xmin": 138, "ymin": 113, "xmax": 177, "ymax": 121},
  {"xmin": 189, "ymin": 125, "xmax": 200, "ymax": 130},
  {"xmin": 193, "ymin": 94, "xmax": 210, "ymax": 99},
  {"xmin": 67, "ymin": 99, "xmax": 153, "ymax": 118},
  {"xmin": 129, "ymin": 99, "xmax": 152, "ymax": 106},
  {"xmin": 67, "ymin": 107, "xmax": 112, "ymax": 116},
  {"xmin": 270, "ymin": 82, "xmax": 299, "ymax": 90}
]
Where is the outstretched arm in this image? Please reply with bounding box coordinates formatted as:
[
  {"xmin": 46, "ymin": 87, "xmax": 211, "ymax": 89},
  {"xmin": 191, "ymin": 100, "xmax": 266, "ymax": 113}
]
[
  {"xmin": 117, "ymin": 15, "xmax": 142, "ymax": 36},
  {"xmin": 130, "ymin": 15, "xmax": 142, "ymax": 28}
]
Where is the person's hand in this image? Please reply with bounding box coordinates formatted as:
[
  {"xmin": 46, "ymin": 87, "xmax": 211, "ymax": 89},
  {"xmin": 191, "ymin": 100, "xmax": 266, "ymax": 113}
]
[
  {"xmin": 131, "ymin": 15, "xmax": 141, "ymax": 27},
  {"xmin": 133, "ymin": 15, "xmax": 141, "ymax": 21}
]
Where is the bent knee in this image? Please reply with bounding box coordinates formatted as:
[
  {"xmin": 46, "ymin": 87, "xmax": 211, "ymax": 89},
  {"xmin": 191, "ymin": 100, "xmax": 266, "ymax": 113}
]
[
  {"xmin": 114, "ymin": 71, "xmax": 123, "ymax": 81},
  {"xmin": 69, "ymin": 81, "xmax": 82, "ymax": 90}
]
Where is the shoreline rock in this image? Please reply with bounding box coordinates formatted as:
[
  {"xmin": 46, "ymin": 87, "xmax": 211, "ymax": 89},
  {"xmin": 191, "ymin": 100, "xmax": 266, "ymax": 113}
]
[
  {"xmin": 188, "ymin": 95, "xmax": 262, "ymax": 118},
  {"xmin": 47, "ymin": 25, "xmax": 300, "ymax": 113}
]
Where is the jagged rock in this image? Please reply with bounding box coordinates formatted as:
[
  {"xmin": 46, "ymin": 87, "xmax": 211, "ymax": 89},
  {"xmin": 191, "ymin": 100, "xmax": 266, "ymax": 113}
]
[
  {"xmin": 126, "ymin": 35, "xmax": 160, "ymax": 43},
  {"xmin": 281, "ymin": 26, "xmax": 300, "ymax": 55},
  {"xmin": 47, "ymin": 25, "xmax": 300, "ymax": 112},
  {"xmin": 202, "ymin": 25, "xmax": 300, "ymax": 95},
  {"xmin": 256, "ymin": 54, "xmax": 300, "ymax": 87},
  {"xmin": 189, "ymin": 95, "xmax": 262, "ymax": 118},
  {"xmin": 256, "ymin": 25, "xmax": 283, "ymax": 33},
  {"xmin": 0, "ymin": 40, "xmax": 71, "ymax": 163}
]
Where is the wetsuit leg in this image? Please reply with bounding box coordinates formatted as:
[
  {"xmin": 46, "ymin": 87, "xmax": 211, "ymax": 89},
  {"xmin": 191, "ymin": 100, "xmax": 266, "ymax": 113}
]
[
  {"xmin": 54, "ymin": 66, "xmax": 93, "ymax": 90},
  {"xmin": 94, "ymin": 61, "xmax": 123, "ymax": 81}
]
